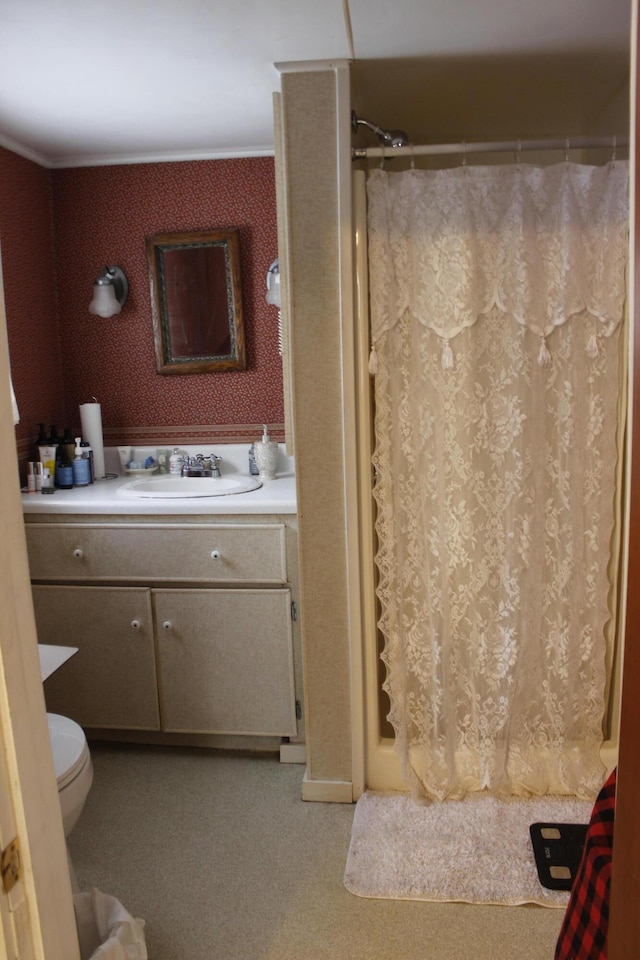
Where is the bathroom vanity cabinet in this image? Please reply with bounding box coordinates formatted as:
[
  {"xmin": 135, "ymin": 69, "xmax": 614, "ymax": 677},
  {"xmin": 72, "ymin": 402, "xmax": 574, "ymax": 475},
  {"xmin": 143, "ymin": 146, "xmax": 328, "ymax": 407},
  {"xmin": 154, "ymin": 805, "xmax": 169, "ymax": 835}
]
[{"xmin": 24, "ymin": 516, "xmax": 302, "ymax": 748}]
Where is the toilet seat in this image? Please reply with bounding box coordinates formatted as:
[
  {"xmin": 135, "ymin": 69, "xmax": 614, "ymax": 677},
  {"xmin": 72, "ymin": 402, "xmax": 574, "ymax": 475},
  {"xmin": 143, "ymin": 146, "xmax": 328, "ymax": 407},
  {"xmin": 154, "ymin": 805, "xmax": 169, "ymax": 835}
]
[
  {"xmin": 47, "ymin": 712, "xmax": 93, "ymax": 837},
  {"xmin": 47, "ymin": 713, "xmax": 90, "ymax": 789}
]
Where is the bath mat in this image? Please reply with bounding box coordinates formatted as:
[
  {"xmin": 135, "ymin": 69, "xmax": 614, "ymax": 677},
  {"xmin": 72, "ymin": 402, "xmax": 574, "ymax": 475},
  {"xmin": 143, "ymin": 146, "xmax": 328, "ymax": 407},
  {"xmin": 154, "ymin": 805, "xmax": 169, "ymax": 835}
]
[{"xmin": 344, "ymin": 790, "xmax": 593, "ymax": 907}]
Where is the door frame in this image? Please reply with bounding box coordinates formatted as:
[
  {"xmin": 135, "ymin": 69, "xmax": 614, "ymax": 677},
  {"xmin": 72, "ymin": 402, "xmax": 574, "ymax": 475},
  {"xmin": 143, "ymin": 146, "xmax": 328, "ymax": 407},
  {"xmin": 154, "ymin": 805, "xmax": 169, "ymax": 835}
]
[
  {"xmin": 0, "ymin": 242, "xmax": 79, "ymax": 958},
  {"xmin": 351, "ymin": 170, "xmax": 403, "ymax": 795},
  {"xmin": 608, "ymin": 2, "xmax": 640, "ymax": 954}
]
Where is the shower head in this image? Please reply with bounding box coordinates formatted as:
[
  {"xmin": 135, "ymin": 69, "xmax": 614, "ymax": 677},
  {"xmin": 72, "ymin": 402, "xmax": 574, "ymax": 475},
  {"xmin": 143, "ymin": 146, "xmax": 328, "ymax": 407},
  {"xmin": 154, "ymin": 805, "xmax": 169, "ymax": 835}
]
[{"xmin": 351, "ymin": 111, "xmax": 410, "ymax": 148}]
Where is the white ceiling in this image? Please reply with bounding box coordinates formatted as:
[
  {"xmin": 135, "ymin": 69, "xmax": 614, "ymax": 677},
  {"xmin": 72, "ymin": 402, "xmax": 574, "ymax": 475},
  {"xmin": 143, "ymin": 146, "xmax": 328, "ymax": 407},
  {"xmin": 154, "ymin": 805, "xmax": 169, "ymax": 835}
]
[{"xmin": 0, "ymin": 0, "xmax": 632, "ymax": 168}]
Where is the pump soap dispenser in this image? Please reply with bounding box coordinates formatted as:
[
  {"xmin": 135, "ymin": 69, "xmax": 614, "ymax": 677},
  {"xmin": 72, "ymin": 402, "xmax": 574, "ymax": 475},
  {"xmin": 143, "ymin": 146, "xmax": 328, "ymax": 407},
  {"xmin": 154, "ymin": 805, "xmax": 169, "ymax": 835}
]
[{"xmin": 253, "ymin": 424, "xmax": 278, "ymax": 481}]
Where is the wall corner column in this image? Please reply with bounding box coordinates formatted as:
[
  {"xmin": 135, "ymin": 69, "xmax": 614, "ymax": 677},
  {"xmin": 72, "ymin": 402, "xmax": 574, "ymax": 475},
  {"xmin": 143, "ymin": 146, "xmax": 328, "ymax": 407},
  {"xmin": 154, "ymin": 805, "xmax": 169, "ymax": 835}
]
[{"xmin": 275, "ymin": 60, "xmax": 356, "ymax": 799}]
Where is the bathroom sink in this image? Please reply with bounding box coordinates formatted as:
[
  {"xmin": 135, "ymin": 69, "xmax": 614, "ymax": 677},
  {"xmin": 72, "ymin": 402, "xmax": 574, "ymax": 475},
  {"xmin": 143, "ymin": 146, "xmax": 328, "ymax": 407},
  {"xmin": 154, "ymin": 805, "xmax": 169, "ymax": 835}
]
[{"xmin": 119, "ymin": 474, "xmax": 263, "ymax": 498}]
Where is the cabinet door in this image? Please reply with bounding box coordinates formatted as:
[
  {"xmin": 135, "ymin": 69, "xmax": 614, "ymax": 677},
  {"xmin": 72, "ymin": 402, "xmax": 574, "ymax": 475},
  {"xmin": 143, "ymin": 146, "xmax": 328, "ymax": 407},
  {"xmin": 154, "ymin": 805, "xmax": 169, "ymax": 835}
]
[
  {"xmin": 33, "ymin": 585, "xmax": 160, "ymax": 730},
  {"xmin": 155, "ymin": 588, "xmax": 297, "ymax": 736}
]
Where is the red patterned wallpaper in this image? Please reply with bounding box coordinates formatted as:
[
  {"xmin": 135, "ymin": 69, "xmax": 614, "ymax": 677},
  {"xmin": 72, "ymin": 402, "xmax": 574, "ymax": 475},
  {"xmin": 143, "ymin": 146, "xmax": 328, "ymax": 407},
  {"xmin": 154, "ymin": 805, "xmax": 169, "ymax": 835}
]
[
  {"xmin": 1, "ymin": 148, "xmax": 283, "ymax": 459},
  {"xmin": 0, "ymin": 146, "xmax": 65, "ymax": 454},
  {"xmin": 52, "ymin": 157, "xmax": 283, "ymax": 444}
]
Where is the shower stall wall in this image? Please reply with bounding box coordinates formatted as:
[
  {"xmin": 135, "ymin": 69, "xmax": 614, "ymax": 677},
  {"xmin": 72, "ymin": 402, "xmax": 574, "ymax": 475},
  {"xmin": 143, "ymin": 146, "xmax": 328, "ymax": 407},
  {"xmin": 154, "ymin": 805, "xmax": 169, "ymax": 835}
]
[{"xmin": 273, "ymin": 59, "xmax": 630, "ymax": 804}]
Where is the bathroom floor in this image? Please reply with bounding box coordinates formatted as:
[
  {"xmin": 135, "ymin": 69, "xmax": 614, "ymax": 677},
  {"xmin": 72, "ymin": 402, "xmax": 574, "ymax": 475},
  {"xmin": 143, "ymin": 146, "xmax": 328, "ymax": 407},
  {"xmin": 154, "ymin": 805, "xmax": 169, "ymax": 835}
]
[{"xmin": 69, "ymin": 743, "xmax": 565, "ymax": 960}]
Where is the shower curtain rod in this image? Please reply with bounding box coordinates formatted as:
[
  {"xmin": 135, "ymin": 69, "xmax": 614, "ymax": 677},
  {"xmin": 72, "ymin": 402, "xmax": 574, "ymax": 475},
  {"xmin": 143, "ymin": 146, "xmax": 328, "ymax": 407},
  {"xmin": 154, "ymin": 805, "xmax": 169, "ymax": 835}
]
[{"xmin": 352, "ymin": 135, "xmax": 628, "ymax": 160}]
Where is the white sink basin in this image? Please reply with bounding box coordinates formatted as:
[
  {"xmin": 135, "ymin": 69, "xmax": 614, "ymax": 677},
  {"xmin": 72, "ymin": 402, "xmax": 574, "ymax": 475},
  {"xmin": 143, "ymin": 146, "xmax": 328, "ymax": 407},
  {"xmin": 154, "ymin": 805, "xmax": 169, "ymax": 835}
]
[{"xmin": 119, "ymin": 474, "xmax": 263, "ymax": 498}]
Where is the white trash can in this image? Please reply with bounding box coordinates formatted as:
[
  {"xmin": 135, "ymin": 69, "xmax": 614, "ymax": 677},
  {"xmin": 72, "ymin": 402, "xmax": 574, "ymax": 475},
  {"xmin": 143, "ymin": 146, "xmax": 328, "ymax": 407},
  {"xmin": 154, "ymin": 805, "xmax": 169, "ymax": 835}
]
[{"xmin": 73, "ymin": 888, "xmax": 147, "ymax": 960}]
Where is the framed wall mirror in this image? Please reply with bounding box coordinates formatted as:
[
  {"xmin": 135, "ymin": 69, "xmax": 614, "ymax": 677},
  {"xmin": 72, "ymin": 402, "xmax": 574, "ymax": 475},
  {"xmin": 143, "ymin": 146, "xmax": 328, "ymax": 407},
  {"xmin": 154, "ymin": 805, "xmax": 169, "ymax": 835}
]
[{"xmin": 146, "ymin": 228, "xmax": 246, "ymax": 374}]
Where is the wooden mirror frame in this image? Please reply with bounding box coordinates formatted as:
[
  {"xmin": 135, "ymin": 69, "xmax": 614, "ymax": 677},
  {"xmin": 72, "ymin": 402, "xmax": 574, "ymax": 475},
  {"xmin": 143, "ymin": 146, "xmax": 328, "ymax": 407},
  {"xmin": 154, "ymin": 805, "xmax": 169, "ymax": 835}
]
[{"xmin": 146, "ymin": 228, "xmax": 246, "ymax": 374}]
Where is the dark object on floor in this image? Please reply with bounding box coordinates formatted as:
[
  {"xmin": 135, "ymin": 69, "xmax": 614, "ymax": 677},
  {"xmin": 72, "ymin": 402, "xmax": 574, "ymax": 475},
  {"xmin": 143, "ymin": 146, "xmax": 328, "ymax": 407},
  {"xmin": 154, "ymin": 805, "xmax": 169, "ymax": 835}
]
[
  {"xmin": 554, "ymin": 768, "xmax": 616, "ymax": 960},
  {"xmin": 530, "ymin": 822, "xmax": 588, "ymax": 891}
]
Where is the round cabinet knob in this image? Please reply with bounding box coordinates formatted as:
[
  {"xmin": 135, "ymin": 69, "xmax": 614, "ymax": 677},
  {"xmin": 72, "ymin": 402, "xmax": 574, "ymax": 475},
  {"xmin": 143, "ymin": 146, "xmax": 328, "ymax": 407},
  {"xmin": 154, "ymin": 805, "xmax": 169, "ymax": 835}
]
[
  {"xmin": 162, "ymin": 620, "xmax": 173, "ymax": 631},
  {"xmin": 210, "ymin": 550, "xmax": 221, "ymax": 560},
  {"xmin": 73, "ymin": 548, "xmax": 83, "ymax": 559},
  {"xmin": 130, "ymin": 619, "xmax": 141, "ymax": 630}
]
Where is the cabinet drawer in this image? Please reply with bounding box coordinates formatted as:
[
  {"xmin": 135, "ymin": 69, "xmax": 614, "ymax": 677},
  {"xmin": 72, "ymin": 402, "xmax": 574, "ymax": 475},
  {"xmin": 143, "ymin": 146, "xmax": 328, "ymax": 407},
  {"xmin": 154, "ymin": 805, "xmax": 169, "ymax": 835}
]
[{"xmin": 25, "ymin": 523, "xmax": 287, "ymax": 583}]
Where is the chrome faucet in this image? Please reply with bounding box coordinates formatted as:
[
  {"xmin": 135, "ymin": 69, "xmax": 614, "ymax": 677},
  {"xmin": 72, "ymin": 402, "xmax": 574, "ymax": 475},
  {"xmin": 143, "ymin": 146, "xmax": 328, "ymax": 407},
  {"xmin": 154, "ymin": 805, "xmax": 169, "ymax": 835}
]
[
  {"xmin": 186, "ymin": 456, "xmax": 205, "ymax": 477},
  {"xmin": 181, "ymin": 454, "xmax": 221, "ymax": 477}
]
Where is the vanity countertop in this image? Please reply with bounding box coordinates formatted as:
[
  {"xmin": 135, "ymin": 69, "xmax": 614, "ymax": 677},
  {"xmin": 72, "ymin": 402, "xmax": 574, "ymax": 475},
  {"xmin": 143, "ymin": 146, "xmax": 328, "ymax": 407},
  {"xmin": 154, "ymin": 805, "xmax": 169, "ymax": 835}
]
[{"xmin": 21, "ymin": 444, "xmax": 297, "ymax": 516}]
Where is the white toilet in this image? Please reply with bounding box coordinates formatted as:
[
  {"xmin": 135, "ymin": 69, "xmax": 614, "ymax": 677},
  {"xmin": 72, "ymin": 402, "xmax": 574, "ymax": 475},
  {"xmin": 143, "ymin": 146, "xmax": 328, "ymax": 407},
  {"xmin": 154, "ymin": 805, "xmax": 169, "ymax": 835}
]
[{"xmin": 47, "ymin": 713, "xmax": 93, "ymax": 836}]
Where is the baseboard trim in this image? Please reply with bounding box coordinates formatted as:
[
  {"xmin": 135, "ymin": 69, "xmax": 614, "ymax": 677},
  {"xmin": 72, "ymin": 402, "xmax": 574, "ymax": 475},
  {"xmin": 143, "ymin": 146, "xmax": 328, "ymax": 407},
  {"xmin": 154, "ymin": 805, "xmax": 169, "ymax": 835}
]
[
  {"xmin": 279, "ymin": 742, "xmax": 307, "ymax": 764},
  {"xmin": 301, "ymin": 772, "xmax": 353, "ymax": 803}
]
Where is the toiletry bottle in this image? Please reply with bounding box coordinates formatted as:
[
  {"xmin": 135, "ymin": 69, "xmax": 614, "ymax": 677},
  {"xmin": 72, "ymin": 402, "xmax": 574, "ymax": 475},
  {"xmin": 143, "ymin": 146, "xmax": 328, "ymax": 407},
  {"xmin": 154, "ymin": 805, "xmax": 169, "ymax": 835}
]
[
  {"xmin": 54, "ymin": 442, "xmax": 63, "ymax": 486},
  {"xmin": 41, "ymin": 467, "xmax": 55, "ymax": 494},
  {"xmin": 35, "ymin": 422, "xmax": 47, "ymax": 461},
  {"xmin": 81, "ymin": 439, "xmax": 94, "ymax": 482},
  {"xmin": 156, "ymin": 448, "xmax": 169, "ymax": 474},
  {"xmin": 61, "ymin": 427, "xmax": 76, "ymax": 464},
  {"xmin": 253, "ymin": 424, "xmax": 279, "ymax": 480},
  {"xmin": 27, "ymin": 462, "xmax": 37, "ymax": 493},
  {"xmin": 55, "ymin": 442, "xmax": 73, "ymax": 489},
  {"xmin": 30, "ymin": 423, "xmax": 47, "ymax": 472},
  {"xmin": 38, "ymin": 435, "xmax": 58, "ymax": 479},
  {"xmin": 72, "ymin": 437, "xmax": 91, "ymax": 486},
  {"xmin": 55, "ymin": 446, "xmax": 74, "ymax": 489},
  {"xmin": 49, "ymin": 427, "xmax": 61, "ymax": 480},
  {"xmin": 169, "ymin": 447, "xmax": 183, "ymax": 476}
]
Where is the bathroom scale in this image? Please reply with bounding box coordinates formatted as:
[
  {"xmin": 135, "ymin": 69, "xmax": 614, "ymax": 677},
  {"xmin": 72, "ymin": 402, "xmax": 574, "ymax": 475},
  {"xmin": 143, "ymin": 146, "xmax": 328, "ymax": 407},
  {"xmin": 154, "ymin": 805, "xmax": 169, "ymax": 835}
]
[{"xmin": 529, "ymin": 822, "xmax": 588, "ymax": 891}]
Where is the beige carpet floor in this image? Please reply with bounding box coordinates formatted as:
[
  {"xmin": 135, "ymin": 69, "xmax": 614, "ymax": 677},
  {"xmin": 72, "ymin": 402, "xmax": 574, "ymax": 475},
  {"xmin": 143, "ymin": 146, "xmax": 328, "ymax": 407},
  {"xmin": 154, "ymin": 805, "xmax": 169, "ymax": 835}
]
[
  {"xmin": 344, "ymin": 790, "xmax": 593, "ymax": 907},
  {"xmin": 68, "ymin": 743, "xmax": 569, "ymax": 960}
]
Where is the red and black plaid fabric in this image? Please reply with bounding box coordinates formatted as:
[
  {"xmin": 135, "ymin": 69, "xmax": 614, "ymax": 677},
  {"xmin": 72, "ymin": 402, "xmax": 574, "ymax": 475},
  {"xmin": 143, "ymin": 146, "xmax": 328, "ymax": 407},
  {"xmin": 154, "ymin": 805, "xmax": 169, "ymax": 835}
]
[{"xmin": 554, "ymin": 768, "xmax": 616, "ymax": 960}]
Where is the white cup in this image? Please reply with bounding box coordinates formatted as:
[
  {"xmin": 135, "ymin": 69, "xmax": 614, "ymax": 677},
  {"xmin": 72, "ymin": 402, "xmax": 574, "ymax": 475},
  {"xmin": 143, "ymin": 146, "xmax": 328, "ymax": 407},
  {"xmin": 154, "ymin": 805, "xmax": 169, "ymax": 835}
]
[{"xmin": 117, "ymin": 446, "xmax": 132, "ymax": 472}]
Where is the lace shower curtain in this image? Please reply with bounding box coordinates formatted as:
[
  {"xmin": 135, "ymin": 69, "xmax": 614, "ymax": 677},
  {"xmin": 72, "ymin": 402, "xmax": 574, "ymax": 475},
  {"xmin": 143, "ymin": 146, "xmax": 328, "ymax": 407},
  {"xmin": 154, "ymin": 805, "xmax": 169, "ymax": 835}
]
[{"xmin": 367, "ymin": 161, "xmax": 629, "ymax": 801}]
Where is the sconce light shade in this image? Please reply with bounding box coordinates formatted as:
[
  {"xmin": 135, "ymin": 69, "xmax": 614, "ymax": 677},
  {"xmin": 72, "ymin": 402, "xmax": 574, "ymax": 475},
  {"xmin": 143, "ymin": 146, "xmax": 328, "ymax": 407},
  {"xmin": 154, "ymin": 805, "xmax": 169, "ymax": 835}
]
[
  {"xmin": 89, "ymin": 265, "xmax": 129, "ymax": 318},
  {"xmin": 266, "ymin": 258, "xmax": 280, "ymax": 308}
]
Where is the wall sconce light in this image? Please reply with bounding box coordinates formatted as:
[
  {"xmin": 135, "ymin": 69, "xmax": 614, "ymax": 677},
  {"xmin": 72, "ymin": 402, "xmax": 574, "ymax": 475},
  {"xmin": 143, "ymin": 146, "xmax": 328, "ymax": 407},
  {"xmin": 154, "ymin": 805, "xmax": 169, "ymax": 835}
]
[
  {"xmin": 89, "ymin": 265, "xmax": 129, "ymax": 318},
  {"xmin": 265, "ymin": 258, "xmax": 280, "ymax": 308},
  {"xmin": 266, "ymin": 258, "xmax": 283, "ymax": 356}
]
